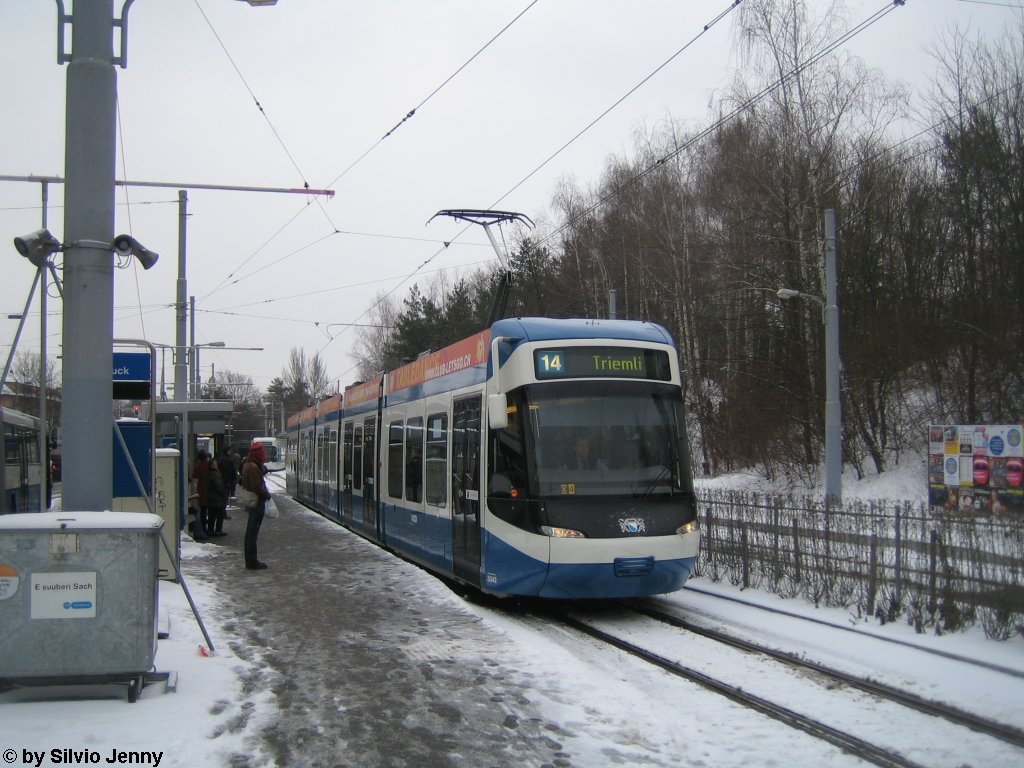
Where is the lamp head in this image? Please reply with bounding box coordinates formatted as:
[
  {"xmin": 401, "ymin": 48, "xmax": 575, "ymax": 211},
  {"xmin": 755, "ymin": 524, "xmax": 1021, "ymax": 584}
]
[
  {"xmin": 112, "ymin": 234, "xmax": 159, "ymax": 270},
  {"xmin": 14, "ymin": 228, "xmax": 62, "ymax": 267}
]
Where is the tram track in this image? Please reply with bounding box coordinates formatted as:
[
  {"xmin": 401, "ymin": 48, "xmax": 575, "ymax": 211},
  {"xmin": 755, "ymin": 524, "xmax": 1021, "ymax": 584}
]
[
  {"xmin": 555, "ymin": 613, "xmax": 926, "ymax": 768},
  {"xmin": 523, "ymin": 601, "xmax": 1024, "ymax": 768},
  {"xmin": 682, "ymin": 583, "xmax": 1024, "ymax": 680},
  {"xmin": 631, "ymin": 599, "xmax": 1024, "ymax": 750}
]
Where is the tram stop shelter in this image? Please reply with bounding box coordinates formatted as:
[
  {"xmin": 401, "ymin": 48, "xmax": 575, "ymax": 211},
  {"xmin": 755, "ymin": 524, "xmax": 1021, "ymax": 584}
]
[{"xmin": 148, "ymin": 400, "xmax": 233, "ymax": 544}]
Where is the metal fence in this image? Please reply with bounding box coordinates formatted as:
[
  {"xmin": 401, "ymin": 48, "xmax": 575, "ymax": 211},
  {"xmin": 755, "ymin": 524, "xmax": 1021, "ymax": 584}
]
[{"xmin": 696, "ymin": 490, "xmax": 1024, "ymax": 640}]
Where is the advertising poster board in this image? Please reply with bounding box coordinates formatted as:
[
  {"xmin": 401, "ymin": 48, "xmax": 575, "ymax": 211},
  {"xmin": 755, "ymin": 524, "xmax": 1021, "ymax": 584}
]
[{"xmin": 928, "ymin": 424, "xmax": 1024, "ymax": 513}]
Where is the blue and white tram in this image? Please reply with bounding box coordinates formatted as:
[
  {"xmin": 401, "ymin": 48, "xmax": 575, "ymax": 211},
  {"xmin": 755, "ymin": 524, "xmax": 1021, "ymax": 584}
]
[
  {"xmin": 1, "ymin": 407, "xmax": 46, "ymax": 514},
  {"xmin": 288, "ymin": 317, "xmax": 700, "ymax": 598}
]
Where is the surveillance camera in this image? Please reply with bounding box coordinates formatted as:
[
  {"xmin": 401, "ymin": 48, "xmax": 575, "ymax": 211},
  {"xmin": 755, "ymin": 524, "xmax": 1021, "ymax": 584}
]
[
  {"xmin": 13, "ymin": 228, "xmax": 62, "ymax": 267},
  {"xmin": 112, "ymin": 234, "xmax": 159, "ymax": 270}
]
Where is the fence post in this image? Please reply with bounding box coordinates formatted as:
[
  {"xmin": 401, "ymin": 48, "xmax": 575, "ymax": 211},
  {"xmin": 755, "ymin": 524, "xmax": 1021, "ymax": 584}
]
[
  {"xmin": 892, "ymin": 504, "xmax": 903, "ymax": 620},
  {"xmin": 792, "ymin": 517, "xmax": 801, "ymax": 584},
  {"xmin": 867, "ymin": 532, "xmax": 878, "ymax": 617},
  {"xmin": 704, "ymin": 508, "xmax": 713, "ymax": 570},
  {"xmin": 928, "ymin": 529, "xmax": 938, "ymax": 617},
  {"xmin": 741, "ymin": 523, "xmax": 750, "ymax": 589},
  {"xmin": 823, "ymin": 509, "xmax": 832, "ymax": 603},
  {"xmin": 772, "ymin": 499, "xmax": 781, "ymax": 584}
]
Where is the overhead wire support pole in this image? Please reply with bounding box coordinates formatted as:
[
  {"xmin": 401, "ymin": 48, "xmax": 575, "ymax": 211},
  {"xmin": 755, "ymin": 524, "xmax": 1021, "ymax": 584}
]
[
  {"xmin": 57, "ymin": 0, "xmax": 121, "ymax": 512},
  {"xmin": 823, "ymin": 209, "xmax": 842, "ymax": 506}
]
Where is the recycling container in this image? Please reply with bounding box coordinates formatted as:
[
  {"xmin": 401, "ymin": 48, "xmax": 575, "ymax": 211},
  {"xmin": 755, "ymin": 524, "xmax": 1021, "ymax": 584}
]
[{"xmin": 0, "ymin": 511, "xmax": 162, "ymax": 700}]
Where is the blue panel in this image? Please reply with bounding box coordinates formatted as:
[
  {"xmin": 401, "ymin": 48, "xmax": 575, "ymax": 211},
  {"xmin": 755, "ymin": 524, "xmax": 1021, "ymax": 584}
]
[
  {"xmin": 383, "ymin": 503, "xmax": 454, "ymax": 575},
  {"xmin": 113, "ymin": 421, "xmax": 152, "ymax": 498},
  {"xmin": 480, "ymin": 530, "xmax": 549, "ymax": 595},
  {"xmin": 112, "ymin": 352, "xmax": 151, "ymax": 381},
  {"xmin": 540, "ymin": 558, "xmax": 694, "ymax": 599},
  {"xmin": 479, "ymin": 528, "xmax": 694, "ymax": 598}
]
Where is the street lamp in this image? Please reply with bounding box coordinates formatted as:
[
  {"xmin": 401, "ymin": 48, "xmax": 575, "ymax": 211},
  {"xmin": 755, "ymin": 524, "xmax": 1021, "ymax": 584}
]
[
  {"xmin": 151, "ymin": 342, "xmax": 261, "ymax": 401},
  {"xmin": 191, "ymin": 341, "xmax": 225, "ymax": 400},
  {"xmin": 777, "ymin": 209, "xmax": 842, "ymax": 505},
  {"xmin": 188, "ymin": 342, "xmax": 264, "ymax": 400}
]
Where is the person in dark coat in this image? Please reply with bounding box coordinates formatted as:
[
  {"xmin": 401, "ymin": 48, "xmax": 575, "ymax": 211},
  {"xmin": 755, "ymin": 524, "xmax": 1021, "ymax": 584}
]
[
  {"xmin": 239, "ymin": 442, "xmax": 272, "ymax": 570},
  {"xmin": 205, "ymin": 459, "xmax": 229, "ymax": 536},
  {"xmin": 190, "ymin": 450, "xmax": 211, "ymax": 539},
  {"xmin": 218, "ymin": 447, "xmax": 238, "ymax": 501}
]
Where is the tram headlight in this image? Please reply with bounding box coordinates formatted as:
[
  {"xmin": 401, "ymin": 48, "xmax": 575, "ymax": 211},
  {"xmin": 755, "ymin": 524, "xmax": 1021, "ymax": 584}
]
[
  {"xmin": 541, "ymin": 525, "xmax": 586, "ymax": 538},
  {"xmin": 676, "ymin": 521, "xmax": 698, "ymax": 536}
]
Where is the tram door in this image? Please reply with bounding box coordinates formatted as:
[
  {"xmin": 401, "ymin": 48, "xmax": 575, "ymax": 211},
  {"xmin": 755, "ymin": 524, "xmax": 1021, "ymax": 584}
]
[
  {"xmin": 314, "ymin": 425, "xmax": 328, "ymax": 510},
  {"xmin": 452, "ymin": 396, "xmax": 482, "ymax": 586},
  {"xmin": 362, "ymin": 417, "xmax": 379, "ymax": 539},
  {"xmin": 341, "ymin": 422, "xmax": 354, "ymax": 524}
]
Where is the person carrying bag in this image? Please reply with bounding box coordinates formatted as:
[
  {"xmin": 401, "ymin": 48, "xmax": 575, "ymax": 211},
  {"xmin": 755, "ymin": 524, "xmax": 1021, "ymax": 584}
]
[{"xmin": 239, "ymin": 442, "xmax": 273, "ymax": 571}]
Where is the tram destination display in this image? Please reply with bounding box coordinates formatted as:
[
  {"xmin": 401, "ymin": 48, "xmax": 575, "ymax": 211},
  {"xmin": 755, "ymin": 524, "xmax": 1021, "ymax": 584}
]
[{"xmin": 534, "ymin": 346, "xmax": 671, "ymax": 381}]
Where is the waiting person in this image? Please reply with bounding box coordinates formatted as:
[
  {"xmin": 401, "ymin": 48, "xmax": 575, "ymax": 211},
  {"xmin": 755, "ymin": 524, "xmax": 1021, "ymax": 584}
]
[
  {"xmin": 191, "ymin": 450, "xmax": 211, "ymax": 537},
  {"xmin": 205, "ymin": 459, "xmax": 229, "ymax": 537},
  {"xmin": 239, "ymin": 442, "xmax": 273, "ymax": 570},
  {"xmin": 218, "ymin": 446, "xmax": 239, "ymax": 520},
  {"xmin": 218, "ymin": 446, "xmax": 238, "ymax": 501}
]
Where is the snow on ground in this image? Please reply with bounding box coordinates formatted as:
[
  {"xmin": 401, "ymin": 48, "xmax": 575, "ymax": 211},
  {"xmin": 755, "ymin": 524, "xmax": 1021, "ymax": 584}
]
[
  {"xmin": 1, "ymin": 459, "xmax": 1020, "ymax": 767},
  {"xmin": 696, "ymin": 450, "xmax": 929, "ymax": 504}
]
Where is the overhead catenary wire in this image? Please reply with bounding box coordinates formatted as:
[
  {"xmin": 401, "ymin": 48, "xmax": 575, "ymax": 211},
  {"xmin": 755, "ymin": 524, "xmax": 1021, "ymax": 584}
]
[
  {"xmin": 315, "ymin": 1, "xmax": 750, "ymax": 361},
  {"xmin": 113, "ymin": 94, "xmax": 151, "ymax": 341},
  {"xmin": 192, "ymin": 0, "xmax": 312, "ymax": 195},
  {"xmin": 491, "ymin": 0, "xmax": 742, "ymax": 209},
  {"xmin": 330, "ymin": 0, "xmax": 913, "ymax": 355},
  {"xmin": 528, "ymin": 0, "xmax": 908, "ymax": 251},
  {"xmin": 324, "ymin": 0, "xmax": 541, "ymax": 190},
  {"xmin": 181, "ymin": 1, "xmax": 913, "ymax": 381},
  {"xmin": 187, "ymin": 1, "xmax": 747, "ymax": 361},
  {"xmin": 193, "ymin": 1, "xmax": 539, "ymax": 314}
]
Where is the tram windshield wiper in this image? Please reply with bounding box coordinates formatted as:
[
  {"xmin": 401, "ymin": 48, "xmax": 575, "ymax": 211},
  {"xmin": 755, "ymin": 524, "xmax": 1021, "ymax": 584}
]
[{"xmin": 635, "ymin": 465, "xmax": 672, "ymax": 498}]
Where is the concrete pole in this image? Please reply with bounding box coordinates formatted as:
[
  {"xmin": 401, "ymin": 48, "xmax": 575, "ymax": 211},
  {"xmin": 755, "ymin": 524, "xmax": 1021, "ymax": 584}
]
[
  {"xmin": 61, "ymin": 1, "xmax": 116, "ymax": 511},
  {"xmin": 174, "ymin": 191, "xmax": 190, "ymax": 527},
  {"xmin": 189, "ymin": 295, "xmax": 196, "ymax": 399},
  {"xmin": 174, "ymin": 190, "xmax": 188, "ymax": 403},
  {"xmin": 823, "ymin": 209, "xmax": 842, "ymax": 506},
  {"xmin": 39, "ymin": 182, "xmax": 49, "ymax": 512}
]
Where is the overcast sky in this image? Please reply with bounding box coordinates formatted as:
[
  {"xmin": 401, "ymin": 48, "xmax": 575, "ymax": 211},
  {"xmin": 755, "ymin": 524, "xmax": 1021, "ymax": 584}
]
[{"xmin": 0, "ymin": 0, "xmax": 1014, "ymax": 396}]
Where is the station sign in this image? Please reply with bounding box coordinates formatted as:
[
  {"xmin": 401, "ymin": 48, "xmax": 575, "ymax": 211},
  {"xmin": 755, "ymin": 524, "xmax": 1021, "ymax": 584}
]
[{"xmin": 112, "ymin": 351, "xmax": 152, "ymax": 400}]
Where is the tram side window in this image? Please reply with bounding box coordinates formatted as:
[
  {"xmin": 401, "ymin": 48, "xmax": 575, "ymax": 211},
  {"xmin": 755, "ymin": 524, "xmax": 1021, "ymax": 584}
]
[
  {"xmin": 317, "ymin": 430, "xmax": 328, "ymax": 482},
  {"xmin": 5, "ymin": 435, "xmax": 20, "ymax": 464},
  {"xmin": 424, "ymin": 413, "xmax": 447, "ymax": 507},
  {"xmin": 353, "ymin": 426, "xmax": 363, "ymax": 491},
  {"xmin": 342, "ymin": 423, "xmax": 354, "ymax": 490},
  {"xmin": 387, "ymin": 421, "xmax": 404, "ymax": 498},
  {"xmin": 490, "ymin": 403, "xmax": 527, "ymax": 493},
  {"xmin": 299, "ymin": 434, "xmax": 309, "ymax": 476},
  {"xmin": 329, "ymin": 429, "xmax": 339, "ymax": 486},
  {"xmin": 405, "ymin": 417, "xmax": 423, "ymax": 503}
]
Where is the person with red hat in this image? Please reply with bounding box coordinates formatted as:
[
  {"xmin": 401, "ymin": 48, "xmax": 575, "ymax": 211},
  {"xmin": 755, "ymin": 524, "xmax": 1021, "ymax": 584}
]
[{"xmin": 239, "ymin": 441, "xmax": 273, "ymax": 570}]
